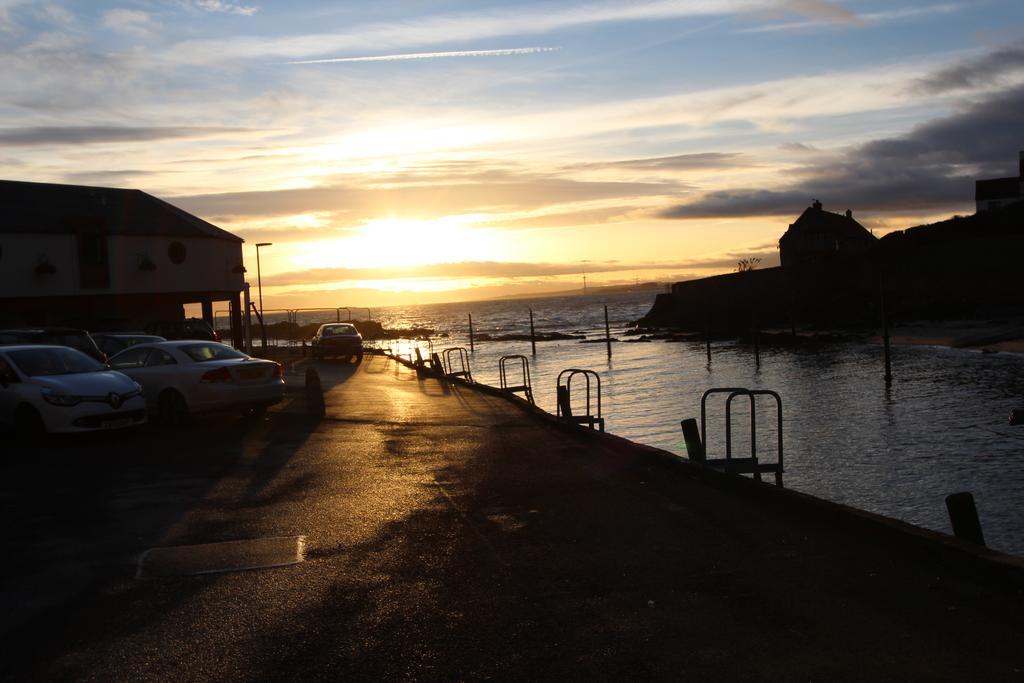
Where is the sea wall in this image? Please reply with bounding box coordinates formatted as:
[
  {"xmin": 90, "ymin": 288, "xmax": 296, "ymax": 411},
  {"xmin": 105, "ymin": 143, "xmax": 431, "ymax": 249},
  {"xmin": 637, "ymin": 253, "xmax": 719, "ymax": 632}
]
[{"xmin": 641, "ymin": 229, "xmax": 1024, "ymax": 331}]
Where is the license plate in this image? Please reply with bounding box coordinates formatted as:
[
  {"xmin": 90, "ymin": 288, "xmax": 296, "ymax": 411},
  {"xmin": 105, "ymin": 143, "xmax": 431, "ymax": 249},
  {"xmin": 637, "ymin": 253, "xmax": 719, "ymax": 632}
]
[
  {"xmin": 103, "ymin": 417, "xmax": 134, "ymax": 429},
  {"xmin": 239, "ymin": 367, "xmax": 265, "ymax": 379}
]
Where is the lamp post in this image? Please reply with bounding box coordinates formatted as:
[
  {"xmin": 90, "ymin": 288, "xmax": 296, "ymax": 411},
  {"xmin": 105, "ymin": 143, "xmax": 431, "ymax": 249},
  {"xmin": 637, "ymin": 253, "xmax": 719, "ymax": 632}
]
[{"xmin": 255, "ymin": 242, "xmax": 272, "ymax": 349}]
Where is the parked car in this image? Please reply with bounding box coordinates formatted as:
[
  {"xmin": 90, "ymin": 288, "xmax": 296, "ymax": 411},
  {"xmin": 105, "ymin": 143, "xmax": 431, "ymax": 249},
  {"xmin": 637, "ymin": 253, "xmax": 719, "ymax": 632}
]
[
  {"xmin": 0, "ymin": 345, "xmax": 145, "ymax": 435},
  {"xmin": 91, "ymin": 333, "xmax": 166, "ymax": 358},
  {"xmin": 144, "ymin": 318, "xmax": 220, "ymax": 342},
  {"xmin": 108, "ymin": 340, "xmax": 284, "ymax": 424},
  {"xmin": 0, "ymin": 327, "xmax": 107, "ymax": 363},
  {"xmin": 311, "ymin": 323, "xmax": 363, "ymax": 362}
]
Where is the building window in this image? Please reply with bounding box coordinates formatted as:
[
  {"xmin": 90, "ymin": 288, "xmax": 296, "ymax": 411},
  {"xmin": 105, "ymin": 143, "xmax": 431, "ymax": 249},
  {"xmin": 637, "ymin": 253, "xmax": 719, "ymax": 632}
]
[{"xmin": 168, "ymin": 241, "xmax": 187, "ymax": 264}]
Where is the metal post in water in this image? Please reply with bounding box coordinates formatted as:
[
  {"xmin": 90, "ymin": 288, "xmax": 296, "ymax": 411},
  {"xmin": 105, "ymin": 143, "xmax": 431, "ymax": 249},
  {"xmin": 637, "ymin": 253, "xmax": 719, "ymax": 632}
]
[
  {"xmin": 604, "ymin": 305, "xmax": 612, "ymax": 360},
  {"xmin": 468, "ymin": 313, "xmax": 475, "ymax": 353},
  {"xmin": 529, "ymin": 308, "xmax": 537, "ymax": 355},
  {"xmin": 945, "ymin": 492, "xmax": 985, "ymax": 546}
]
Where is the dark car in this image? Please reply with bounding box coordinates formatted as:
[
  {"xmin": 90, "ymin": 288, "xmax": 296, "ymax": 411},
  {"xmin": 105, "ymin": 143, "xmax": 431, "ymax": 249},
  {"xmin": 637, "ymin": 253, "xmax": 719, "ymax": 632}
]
[
  {"xmin": 91, "ymin": 333, "xmax": 167, "ymax": 358},
  {"xmin": 144, "ymin": 318, "xmax": 220, "ymax": 342},
  {"xmin": 0, "ymin": 327, "xmax": 107, "ymax": 363},
  {"xmin": 311, "ymin": 323, "xmax": 363, "ymax": 362}
]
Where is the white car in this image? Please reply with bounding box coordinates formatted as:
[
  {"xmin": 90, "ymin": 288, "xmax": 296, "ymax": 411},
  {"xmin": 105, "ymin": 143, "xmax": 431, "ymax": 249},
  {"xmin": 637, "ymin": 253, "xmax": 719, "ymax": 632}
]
[
  {"xmin": 108, "ymin": 340, "xmax": 284, "ymax": 424},
  {"xmin": 0, "ymin": 345, "xmax": 146, "ymax": 435}
]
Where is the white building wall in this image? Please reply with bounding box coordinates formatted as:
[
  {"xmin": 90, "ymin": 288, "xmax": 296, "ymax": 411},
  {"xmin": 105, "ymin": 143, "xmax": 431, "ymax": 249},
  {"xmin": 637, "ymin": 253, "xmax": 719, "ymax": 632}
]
[{"xmin": 0, "ymin": 233, "xmax": 243, "ymax": 298}]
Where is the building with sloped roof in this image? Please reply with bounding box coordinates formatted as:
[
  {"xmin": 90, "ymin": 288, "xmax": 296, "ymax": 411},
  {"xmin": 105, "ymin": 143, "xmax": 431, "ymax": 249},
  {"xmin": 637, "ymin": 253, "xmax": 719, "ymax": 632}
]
[
  {"xmin": 975, "ymin": 151, "xmax": 1023, "ymax": 213},
  {"xmin": 0, "ymin": 179, "xmax": 245, "ymax": 346},
  {"xmin": 778, "ymin": 200, "xmax": 877, "ymax": 268}
]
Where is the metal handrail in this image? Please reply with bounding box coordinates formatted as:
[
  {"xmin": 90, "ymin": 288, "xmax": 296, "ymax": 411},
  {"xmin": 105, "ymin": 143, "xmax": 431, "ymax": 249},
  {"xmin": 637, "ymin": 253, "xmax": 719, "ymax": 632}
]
[
  {"xmin": 499, "ymin": 355, "xmax": 534, "ymax": 404},
  {"xmin": 700, "ymin": 387, "xmax": 783, "ymax": 485},
  {"xmin": 556, "ymin": 368, "xmax": 603, "ymax": 431},
  {"xmin": 442, "ymin": 347, "xmax": 473, "ymax": 382}
]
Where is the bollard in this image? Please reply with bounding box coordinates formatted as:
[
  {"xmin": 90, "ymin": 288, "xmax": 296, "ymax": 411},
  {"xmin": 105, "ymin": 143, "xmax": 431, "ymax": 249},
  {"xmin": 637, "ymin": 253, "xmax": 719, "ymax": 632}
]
[
  {"xmin": 604, "ymin": 305, "xmax": 612, "ymax": 360},
  {"xmin": 469, "ymin": 313, "xmax": 475, "ymax": 353},
  {"xmin": 529, "ymin": 308, "xmax": 536, "ymax": 356},
  {"xmin": 304, "ymin": 366, "xmax": 325, "ymax": 419},
  {"xmin": 705, "ymin": 325, "xmax": 711, "ymax": 365},
  {"xmin": 680, "ymin": 418, "xmax": 706, "ymax": 462},
  {"xmin": 945, "ymin": 492, "xmax": 985, "ymax": 546}
]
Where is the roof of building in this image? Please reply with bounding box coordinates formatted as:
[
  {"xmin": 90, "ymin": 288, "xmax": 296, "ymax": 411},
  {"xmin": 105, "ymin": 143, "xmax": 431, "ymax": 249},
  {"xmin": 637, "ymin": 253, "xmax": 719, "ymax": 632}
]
[
  {"xmin": 975, "ymin": 177, "xmax": 1021, "ymax": 202},
  {"xmin": 0, "ymin": 179, "xmax": 241, "ymax": 242},
  {"xmin": 780, "ymin": 201, "xmax": 876, "ymax": 244}
]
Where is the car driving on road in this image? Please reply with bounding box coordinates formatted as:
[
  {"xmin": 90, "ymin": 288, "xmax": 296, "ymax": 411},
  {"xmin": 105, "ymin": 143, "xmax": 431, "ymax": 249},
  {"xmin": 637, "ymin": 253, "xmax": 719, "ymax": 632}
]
[
  {"xmin": 108, "ymin": 341, "xmax": 284, "ymax": 424},
  {"xmin": 0, "ymin": 345, "xmax": 146, "ymax": 435},
  {"xmin": 311, "ymin": 323, "xmax": 363, "ymax": 362}
]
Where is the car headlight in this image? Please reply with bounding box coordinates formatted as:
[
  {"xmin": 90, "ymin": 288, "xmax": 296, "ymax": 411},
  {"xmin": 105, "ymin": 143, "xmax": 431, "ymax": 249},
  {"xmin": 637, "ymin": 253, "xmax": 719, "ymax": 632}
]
[{"xmin": 42, "ymin": 389, "xmax": 81, "ymax": 406}]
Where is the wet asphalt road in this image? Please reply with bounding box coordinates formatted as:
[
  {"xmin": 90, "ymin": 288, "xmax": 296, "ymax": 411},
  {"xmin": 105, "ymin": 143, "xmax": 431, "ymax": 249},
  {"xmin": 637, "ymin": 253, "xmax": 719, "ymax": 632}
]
[{"xmin": 2, "ymin": 354, "xmax": 1022, "ymax": 681}]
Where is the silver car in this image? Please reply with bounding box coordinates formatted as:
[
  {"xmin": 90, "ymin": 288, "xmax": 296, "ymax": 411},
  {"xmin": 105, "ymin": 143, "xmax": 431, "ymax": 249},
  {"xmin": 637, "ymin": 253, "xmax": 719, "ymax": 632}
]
[{"xmin": 108, "ymin": 341, "xmax": 284, "ymax": 424}]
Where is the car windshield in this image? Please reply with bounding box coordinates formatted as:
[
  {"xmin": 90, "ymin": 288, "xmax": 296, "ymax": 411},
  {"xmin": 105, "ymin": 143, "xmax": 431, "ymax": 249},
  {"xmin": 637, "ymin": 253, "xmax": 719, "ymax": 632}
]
[
  {"xmin": 180, "ymin": 343, "xmax": 248, "ymax": 362},
  {"xmin": 7, "ymin": 347, "xmax": 103, "ymax": 376},
  {"xmin": 322, "ymin": 325, "xmax": 358, "ymax": 337}
]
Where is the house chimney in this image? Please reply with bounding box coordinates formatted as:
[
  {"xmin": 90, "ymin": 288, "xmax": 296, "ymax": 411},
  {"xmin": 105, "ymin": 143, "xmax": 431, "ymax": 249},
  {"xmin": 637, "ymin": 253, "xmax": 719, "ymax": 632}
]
[
  {"xmin": 812, "ymin": 199, "xmax": 822, "ymax": 210},
  {"xmin": 845, "ymin": 209, "xmax": 853, "ymax": 218}
]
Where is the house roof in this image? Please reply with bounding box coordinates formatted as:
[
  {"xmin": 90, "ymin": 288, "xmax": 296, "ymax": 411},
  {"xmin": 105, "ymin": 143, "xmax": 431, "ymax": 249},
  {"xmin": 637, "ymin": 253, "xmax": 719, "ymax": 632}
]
[
  {"xmin": 0, "ymin": 179, "xmax": 241, "ymax": 242},
  {"xmin": 780, "ymin": 203, "xmax": 876, "ymax": 243},
  {"xmin": 975, "ymin": 177, "xmax": 1021, "ymax": 202}
]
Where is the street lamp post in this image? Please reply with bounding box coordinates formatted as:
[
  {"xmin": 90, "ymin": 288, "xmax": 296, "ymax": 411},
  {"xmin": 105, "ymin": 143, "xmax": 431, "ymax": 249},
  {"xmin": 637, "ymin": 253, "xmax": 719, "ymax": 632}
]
[{"xmin": 255, "ymin": 242, "xmax": 272, "ymax": 349}]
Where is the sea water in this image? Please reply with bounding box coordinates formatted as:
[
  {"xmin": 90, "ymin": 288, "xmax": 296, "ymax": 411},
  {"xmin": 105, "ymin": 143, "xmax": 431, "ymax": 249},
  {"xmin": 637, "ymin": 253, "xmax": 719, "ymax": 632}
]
[{"xmin": 291, "ymin": 291, "xmax": 1024, "ymax": 556}]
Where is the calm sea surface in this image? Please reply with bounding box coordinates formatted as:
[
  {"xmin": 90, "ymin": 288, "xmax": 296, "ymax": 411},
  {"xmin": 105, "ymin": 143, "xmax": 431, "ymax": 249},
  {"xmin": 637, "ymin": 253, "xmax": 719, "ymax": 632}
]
[{"xmin": 293, "ymin": 291, "xmax": 1024, "ymax": 556}]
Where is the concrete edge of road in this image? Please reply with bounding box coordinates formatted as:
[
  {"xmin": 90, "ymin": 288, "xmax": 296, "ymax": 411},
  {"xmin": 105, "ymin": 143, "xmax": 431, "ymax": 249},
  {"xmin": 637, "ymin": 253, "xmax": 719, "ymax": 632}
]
[{"xmin": 377, "ymin": 349, "xmax": 1024, "ymax": 590}]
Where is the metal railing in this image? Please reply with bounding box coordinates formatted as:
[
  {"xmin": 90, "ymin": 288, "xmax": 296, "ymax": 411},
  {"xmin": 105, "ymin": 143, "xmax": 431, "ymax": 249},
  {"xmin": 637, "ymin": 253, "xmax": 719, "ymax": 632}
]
[
  {"xmin": 499, "ymin": 355, "xmax": 534, "ymax": 405},
  {"xmin": 556, "ymin": 369, "xmax": 604, "ymax": 431},
  {"xmin": 695, "ymin": 387, "xmax": 783, "ymax": 486},
  {"xmin": 442, "ymin": 347, "xmax": 473, "ymax": 382}
]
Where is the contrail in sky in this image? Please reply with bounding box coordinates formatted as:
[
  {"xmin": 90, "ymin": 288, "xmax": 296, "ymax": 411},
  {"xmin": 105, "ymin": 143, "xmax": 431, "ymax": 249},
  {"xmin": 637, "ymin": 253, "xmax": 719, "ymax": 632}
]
[{"xmin": 287, "ymin": 46, "xmax": 559, "ymax": 64}]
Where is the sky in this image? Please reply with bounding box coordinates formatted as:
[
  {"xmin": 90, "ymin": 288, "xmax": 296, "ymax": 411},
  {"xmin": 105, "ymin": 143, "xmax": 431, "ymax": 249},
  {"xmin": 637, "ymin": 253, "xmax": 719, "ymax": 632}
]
[{"xmin": 2, "ymin": 0, "xmax": 1023, "ymax": 307}]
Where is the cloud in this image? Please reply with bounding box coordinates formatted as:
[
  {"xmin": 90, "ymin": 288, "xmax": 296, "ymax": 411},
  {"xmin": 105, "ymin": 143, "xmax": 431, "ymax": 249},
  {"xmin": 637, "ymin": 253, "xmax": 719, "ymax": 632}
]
[
  {"xmin": 569, "ymin": 152, "xmax": 746, "ymax": 172},
  {"xmin": 0, "ymin": 125, "xmax": 255, "ymax": 146},
  {"xmin": 739, "ymin": 2, "xmax": 963, "ymax": 34},
  {"xmin": 783, "ymin": 0, "xmax": 858, "ymax": 23},
  {"xmin": 660, "ymin": 84, "xmax": 1024, "ymax": 218},
  {"xmin": 162, "ymin": 0, "xmax": 865, "ymax": 66},
  {"xmin": 187, "ymin": 0, "xmax": 257, "ymax": 16},
  {"xmin": 171, "ymin": 173, "xmax": 680, "ymax": 221},
  {"xmin": 263, "ymin": 250, "xmax": 780, "ymax": 287},
  {"xmin": 288, "ymin": 47, "xmax": 558, "ymax": 65},
  {"xmin": 913, "ymin": 43, "xmax": 1024, "ymax": 94},
  {"xmin": 102, "ymin": 9, "xmax": 158, "ymax": 36},
  {"xmin": 63, "ymin": 169, "xmax": 162, "ymax": 184}
]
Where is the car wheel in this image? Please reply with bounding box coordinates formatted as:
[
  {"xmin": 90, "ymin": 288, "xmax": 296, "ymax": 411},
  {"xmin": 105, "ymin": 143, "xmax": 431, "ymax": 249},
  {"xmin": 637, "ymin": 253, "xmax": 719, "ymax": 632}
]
[
  {"xmin": 15, "ymin": 405, "xmax": 47, "ymax": 440},
  {"xmin": 158, "ymin": 390, "xmax": 189, "ymax": 428},
  {"xmin": 355, "ymin": 351, "xmax": 363, "ymax": 363}
]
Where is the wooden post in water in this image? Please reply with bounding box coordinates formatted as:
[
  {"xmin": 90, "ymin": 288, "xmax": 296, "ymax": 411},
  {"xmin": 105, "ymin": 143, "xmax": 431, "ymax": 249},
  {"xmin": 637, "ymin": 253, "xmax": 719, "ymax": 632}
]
[
  {"xmin": 705, "ymin": 318, "xmax": 712, "ymax": 365},
  {"xmin": 529, "ymin": 308, "xmax": 536, "ymax": 355},
  {"xmin": 880, "ymin": 277, "xmax": 892, "ymax": 386},
  {"xmin": 752, "ymin": 312, "xmax": 760, "ymax": 367},
  {"xmin": 604, "ymin": 305, "xmax": 612, "ymax": 360},
  {"xmin": 945, "ymin": 492, "xmax": 985, "ymax": 546},
  {"xmin": 468, "ymin": 313, "xmax": 475, "ymax": 353}
]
